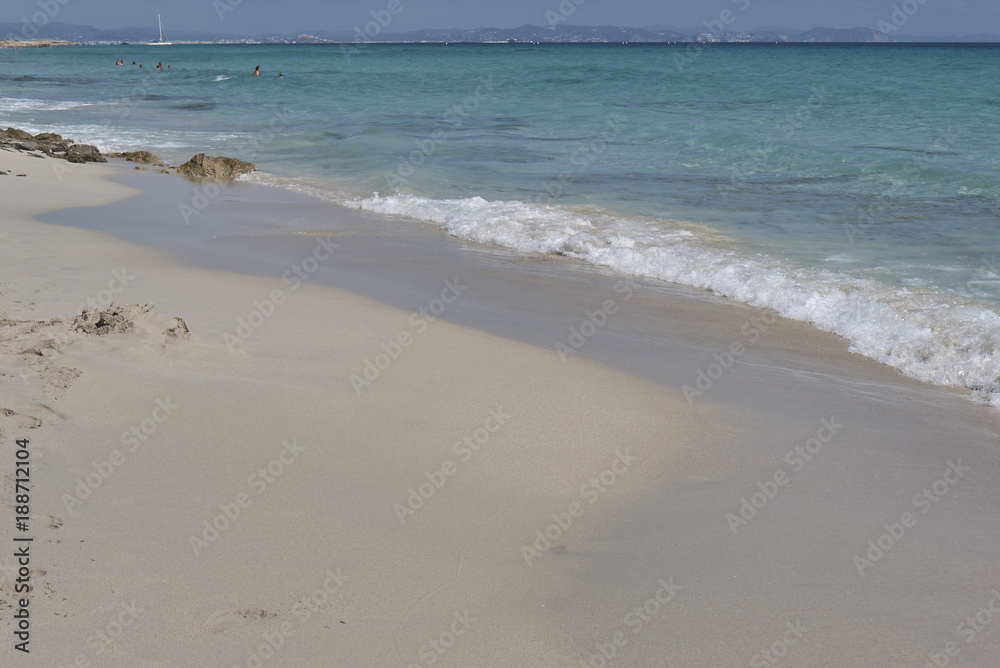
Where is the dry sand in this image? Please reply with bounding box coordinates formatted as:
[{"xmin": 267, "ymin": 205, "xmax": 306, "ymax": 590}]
[{"xmin": 1, "ymin": 149, "xmax": 1000, "ymax": 667}]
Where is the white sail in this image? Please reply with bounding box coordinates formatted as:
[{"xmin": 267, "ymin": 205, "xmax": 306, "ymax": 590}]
[{"xmin": 149, "ymin": 14, "xmax": 172, "ymax": 45}]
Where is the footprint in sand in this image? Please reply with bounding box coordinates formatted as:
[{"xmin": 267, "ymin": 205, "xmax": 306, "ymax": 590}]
[
  {"xmin": 0, "ymin": 408, "xmax": 41, "ymax": 429},
  {"xmin": 200, "ymin": 608, "xmax": 278, "ymax": 634},
  {"xmin": 30, "ymin": 403, "xmax": 66, "ymax": 423}
]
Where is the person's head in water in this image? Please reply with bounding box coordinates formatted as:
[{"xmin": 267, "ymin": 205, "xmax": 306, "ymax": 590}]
[{"xmin": 254, "ymin": 65, "xmax": 260, "ymax": 76}]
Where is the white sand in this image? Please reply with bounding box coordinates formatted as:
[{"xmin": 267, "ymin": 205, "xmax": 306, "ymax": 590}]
[
  {"xmin": 0, "ymin": 150, "xmax": 728, "ymax": 665},
  {"xmin": 2, "ymin": 149, "xmax": 1000, "ymax": 667}
]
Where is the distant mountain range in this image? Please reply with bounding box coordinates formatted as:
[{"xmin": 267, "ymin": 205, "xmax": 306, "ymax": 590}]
[{"xmin": 2, "ymin": 22, "xmax": 999, "ymax": 45}]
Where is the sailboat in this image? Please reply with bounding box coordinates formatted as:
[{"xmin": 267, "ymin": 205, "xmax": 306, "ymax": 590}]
[{"xmin": 148, "ymin": 14, "xmax": 172, "ymax": 46}]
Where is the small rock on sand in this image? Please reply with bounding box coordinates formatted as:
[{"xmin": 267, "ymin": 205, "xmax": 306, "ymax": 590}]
[
  {"xmin": 176, "ymin": 153, "xmax": 257, "ymax": 180},
  {"xmin": 73, "ymin": 303, "xmax": 190, "ymax": 342}
]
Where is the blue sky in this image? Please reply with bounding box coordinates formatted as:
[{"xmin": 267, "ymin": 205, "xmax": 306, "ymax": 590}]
[{"xmin": 3, "ymin": 0, "xmax": 999, "ymax": 36}]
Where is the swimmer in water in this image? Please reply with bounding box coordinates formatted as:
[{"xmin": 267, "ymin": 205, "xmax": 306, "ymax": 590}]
[{"xmin": 254, "ymin": 65, "xmax": 261, "ymax": 76}]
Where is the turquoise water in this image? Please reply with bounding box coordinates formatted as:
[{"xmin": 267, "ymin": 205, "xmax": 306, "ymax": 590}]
[{"xmin": 2, "ymin": 43, "xmax": 1000, "ymax": 403}]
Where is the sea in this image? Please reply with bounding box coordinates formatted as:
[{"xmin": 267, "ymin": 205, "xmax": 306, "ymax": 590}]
[{"xmin": 2, "ymin": 43, "xmax": 999, "ymax": 405}]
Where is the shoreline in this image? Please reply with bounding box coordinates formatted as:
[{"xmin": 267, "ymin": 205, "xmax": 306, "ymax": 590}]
[
  {"xmin": 5, "ymin": 118, "xmax": 1000, "ymax": 410},
  {"xmin": 52, "ymin": 148, "xmax": 999, "ymax": 414},
  {"xmin": 4, "ymin": 147, "xmax": 1000, "ymax": 664}
]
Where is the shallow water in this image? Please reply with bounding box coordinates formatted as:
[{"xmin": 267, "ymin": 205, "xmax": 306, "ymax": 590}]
[{"xmin": 3, "ymin": 43, "xmax": 1000, "ymax": 403}]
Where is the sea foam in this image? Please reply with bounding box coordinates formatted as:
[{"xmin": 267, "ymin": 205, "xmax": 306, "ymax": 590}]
[{"xmin": 344, "ymin": 192, "xmax": 1000, "ymax": 406}]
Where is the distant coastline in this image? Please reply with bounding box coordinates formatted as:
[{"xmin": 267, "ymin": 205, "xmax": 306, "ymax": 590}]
[
  {"xmin": 0, "ymin": 39, "xmax": 77, "ymax": 48},
  {"xmin": 1, "ymin": 22, "xmax": 998, "ymax": 45}
]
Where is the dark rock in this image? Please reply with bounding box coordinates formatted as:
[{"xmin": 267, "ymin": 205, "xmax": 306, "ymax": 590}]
[
  {"xmin": 177, "ymin": 153, "xmax": 256, "ymax": 180},
  {"xmin": 1, "ymin": 127, "xmax": 74, "ymax": 158},
  {"xmin": 10, "ymin": 139, "xmax": 44, "ymax": 153},
  {"xmin": 33, "ymin": 132, "xmax": 70, "ymax": 144},
  {"xmin": 65, "ymin": 144, "xmax": 107, "ymax": 163},
  {"xmin": 1, "ymin": 127, "xmax": 33, "ymax": 140},
  {"xmin": 109, "ymin": 150, "xmax": 164, "ymax": 166}
]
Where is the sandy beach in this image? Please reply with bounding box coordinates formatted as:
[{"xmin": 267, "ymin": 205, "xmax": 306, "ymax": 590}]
[{"xmin": 2, "ymin": 148, "xmax": 1000, "ymax": 667}]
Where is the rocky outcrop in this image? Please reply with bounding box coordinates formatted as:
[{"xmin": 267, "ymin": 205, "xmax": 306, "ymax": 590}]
[
  {"xmin": 176, "ymin": 153, "xmax": 257, "ymax": 180},
  {"xmin": 66, "ymin": 144, "xmax": 106, "ymax": 163},
  {"xmin": 108, "ymin": 150, "xmax": 165, "ymax": 166},
  {"xmin": 0, "ymin": 127, "xmax": 252, "ymax": 175},
  {"xmin": 33, "ymin": 132, "xmax": 67, "ymax": 143},
  {"xmin": 0, "ymin": 127, "xmax": 105, "ymax": 163},
  {"xmin": 1, "ymin": 128, "xmax": 34, "ymax": 141}
]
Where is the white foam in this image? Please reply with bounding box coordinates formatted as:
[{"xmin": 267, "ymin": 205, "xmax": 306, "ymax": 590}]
[
  {"xmin": 342, "ymin": 192, "xmax": 1000, "ymax": 407},
  {"xmin": 0, "ymin": 97, "xmax": 92, "ymax": 112}
]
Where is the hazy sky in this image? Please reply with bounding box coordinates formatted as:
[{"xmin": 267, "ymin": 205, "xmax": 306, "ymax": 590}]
[{"xmin": 3, "ymin": 0, "xmax": 999, "ymax": 36}]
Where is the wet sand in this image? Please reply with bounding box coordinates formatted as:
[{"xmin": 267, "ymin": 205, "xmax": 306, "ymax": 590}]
[{"xmin": 2, "ymin": 149, "xmax": 999, "ymax": 666}]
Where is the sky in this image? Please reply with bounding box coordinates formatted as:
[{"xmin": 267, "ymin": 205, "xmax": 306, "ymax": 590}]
[{"xmin": 2, "ymin": 0, "xmax": 999, "ymax": 37}]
